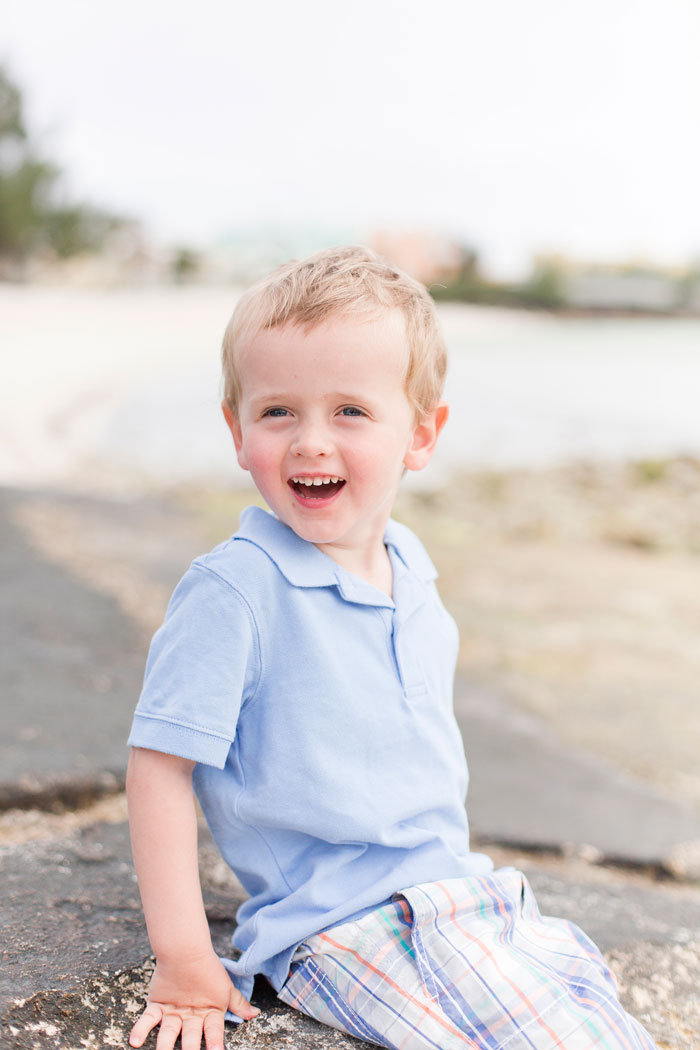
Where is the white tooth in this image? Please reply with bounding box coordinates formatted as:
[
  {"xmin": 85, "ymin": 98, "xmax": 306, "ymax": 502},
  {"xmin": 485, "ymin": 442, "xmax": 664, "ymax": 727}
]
[
  {"xmin": 303, "ymin": 478, "xmax": 313, "ymax": 486},
  {"xmin": 313, "ymin": 477, "xmax": 323, "ymax": 486},
  {"xmin": 331, "ymin": 477, "xmax": 339, "ymax": 483}
]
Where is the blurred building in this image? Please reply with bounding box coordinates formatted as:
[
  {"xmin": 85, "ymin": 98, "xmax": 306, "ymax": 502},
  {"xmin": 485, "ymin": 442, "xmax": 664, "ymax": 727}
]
[
  {"xmin": 369, "ymin": 230, "xmax": 465, "ymax": 285},
  {"xmin": 555, "ymin": 259, "xmax": 700, "ymax": 314},
  {"xmin": 563, "ymin": 268, "xmax": 677, "ymax": 312}
]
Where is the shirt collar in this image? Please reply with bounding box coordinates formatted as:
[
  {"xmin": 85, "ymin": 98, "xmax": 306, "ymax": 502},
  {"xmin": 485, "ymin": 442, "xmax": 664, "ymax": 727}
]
[{"xmin": 234, "ymin": 506, "xmax": 437, "ymax": 601}]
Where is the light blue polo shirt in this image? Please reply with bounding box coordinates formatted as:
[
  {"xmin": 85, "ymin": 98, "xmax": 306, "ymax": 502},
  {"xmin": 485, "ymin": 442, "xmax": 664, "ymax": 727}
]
[{"xmin": 129, "ymin": 506, "xmax": 493, "ymax": 1001}]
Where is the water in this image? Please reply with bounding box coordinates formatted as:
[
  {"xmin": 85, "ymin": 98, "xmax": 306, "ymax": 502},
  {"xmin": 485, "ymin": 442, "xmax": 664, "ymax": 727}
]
[
  {"xmin": 2, "ymin": 286, "xmax": 699, "ymax": 492},
  {"xmin": 439, "ymin": 306, "xmax": 700, "ymax": 476}
]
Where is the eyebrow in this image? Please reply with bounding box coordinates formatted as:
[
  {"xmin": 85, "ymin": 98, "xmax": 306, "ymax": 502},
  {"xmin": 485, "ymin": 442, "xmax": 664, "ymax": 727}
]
[{"xmin": 248, "ymin": 391, "xmax": 379, "ymax": 407}]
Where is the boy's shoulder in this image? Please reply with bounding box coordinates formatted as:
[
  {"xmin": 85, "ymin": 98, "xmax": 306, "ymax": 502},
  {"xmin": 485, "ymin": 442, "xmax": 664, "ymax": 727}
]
[{"xmin": 191, "ymin": 505, "xmax": 339, "ymax": 596}]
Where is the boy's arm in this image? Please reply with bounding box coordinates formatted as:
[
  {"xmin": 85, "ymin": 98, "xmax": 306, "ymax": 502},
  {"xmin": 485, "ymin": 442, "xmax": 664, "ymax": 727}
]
[{"xmin": 126, "ymin": 747, "xmax": 259, "ymax": 1050}]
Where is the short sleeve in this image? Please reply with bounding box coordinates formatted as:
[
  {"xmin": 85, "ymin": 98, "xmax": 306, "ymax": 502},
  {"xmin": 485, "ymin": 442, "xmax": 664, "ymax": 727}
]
[{"xmin": 128, "ymin": 564, "xmax": 260, "ymax": 768}]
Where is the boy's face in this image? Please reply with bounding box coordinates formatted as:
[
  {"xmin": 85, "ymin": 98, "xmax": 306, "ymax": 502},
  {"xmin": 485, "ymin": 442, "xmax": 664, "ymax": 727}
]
[{"xmin": 223, "ymin": 309, "xmax": 447, "ymax": 565}]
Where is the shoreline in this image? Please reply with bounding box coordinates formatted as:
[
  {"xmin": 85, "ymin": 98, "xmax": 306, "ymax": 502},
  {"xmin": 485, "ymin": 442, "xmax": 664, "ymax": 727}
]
[
  {"xmin": 4, "ymin": 283, "xmax": 700, "ymax": 495},
  {"xmin": 4, "ymin": 276, "xmax": 699, "ymax": 320}
]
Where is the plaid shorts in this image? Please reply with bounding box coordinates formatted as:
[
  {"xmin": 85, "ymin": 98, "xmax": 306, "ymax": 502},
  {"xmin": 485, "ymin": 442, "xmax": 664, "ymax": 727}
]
[{"xmin": 278, "ymin": 870, "xmax": 656, "ymax": 1049}]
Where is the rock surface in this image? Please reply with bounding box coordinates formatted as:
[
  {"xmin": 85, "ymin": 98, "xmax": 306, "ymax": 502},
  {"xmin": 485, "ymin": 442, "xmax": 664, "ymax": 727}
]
[{"xmin": 4, "ymin": 824, "xmax": 700, "ymax": 1048}]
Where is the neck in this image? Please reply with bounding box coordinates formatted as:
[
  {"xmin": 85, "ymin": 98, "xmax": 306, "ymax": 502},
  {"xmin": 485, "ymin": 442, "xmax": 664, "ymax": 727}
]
[{"xmin": 315, "ymin": 540, "xmax": 393, "ymax": 598}]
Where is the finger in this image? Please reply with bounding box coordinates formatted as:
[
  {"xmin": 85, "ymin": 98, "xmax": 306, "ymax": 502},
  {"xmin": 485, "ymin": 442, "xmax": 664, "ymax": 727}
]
[
  {"xmin": 155, "ymin": 1013, "xmax": 183, "ymax": 1050},
  {"xmin": 181, "ymin": 1014, "xmax": 206, "ymax": 1050},
  {"xmin": 203, "ymin": 1010, "xmax": 225, "ymax": 1050},
  {"xmin": 228, "ymin": 985, "xmax": 260, "ymax": 1021},
  {"xmin": 129, "ymin": 1004, "xmax": 163, "ymax": 1047}
]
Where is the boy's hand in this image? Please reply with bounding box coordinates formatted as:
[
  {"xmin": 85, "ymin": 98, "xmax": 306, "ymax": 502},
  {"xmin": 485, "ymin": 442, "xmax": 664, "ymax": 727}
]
[{"xmin": 129, "ymin": 951, "xmax": 259, "ymax": 1050}]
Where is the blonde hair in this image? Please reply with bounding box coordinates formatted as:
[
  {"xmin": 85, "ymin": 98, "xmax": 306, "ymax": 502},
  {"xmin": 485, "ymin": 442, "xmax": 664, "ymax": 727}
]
[{"xmin": 221, "ymin": 245, "xmax": 447, "ymax": 418}]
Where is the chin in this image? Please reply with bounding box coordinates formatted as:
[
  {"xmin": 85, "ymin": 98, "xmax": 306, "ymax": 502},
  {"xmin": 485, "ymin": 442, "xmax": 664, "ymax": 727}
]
[{"xmin": 291, "ymin": 523, "xmax": 345, "ymax": 545}]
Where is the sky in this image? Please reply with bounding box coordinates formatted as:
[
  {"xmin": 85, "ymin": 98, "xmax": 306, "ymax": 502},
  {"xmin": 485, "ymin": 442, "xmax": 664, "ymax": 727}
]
[{"xmin": 4, "ymin": 0, "xmax": 700, "ymax": 276}]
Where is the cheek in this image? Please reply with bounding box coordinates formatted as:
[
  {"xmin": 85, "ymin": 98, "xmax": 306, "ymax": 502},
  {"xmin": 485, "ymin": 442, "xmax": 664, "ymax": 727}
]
[
  {"xmin": 347, "ymin": 435, "xmax": 406, "ymax": 482},
  {"xmin": 239, "ymin": 435, "xmax": 283, "ymax": 482}
]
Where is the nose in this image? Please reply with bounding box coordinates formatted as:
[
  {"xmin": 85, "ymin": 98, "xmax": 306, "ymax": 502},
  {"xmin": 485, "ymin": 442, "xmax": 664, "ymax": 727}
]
[{"xmin": 290, "ymin": 418, "xmax": 332, "ymax": 458}]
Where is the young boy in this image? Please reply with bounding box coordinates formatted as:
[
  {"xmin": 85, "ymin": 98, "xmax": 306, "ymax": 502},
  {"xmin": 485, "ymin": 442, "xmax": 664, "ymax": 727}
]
[{"xmin": 127, "ymin": 247, "xmax": 656, "ymax": 1050}]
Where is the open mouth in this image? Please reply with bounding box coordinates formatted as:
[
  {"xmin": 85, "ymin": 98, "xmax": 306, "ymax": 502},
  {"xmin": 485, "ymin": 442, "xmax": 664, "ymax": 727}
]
[{"xmin": 289, "ymin": 475, "xmax": 346, "ymax": 500}]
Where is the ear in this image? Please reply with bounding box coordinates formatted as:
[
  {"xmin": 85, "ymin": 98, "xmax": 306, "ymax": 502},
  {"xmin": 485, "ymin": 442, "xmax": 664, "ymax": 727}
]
[
  {"xmin": 403, "ymin": 401, "xmax": 449, "ymax": 472},
  {"xmin": 221, "ymin": 400, "xmax": 249, "ymax": 472}
]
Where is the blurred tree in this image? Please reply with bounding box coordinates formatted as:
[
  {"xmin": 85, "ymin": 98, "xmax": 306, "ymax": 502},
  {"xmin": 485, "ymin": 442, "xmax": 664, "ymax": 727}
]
[
  {"xmin": 170, "ymin": 245, "xmax": 201, "ymax": 283},
  {"xmin": 0, "ymin": 65, "xmax": 26, "ymax": 139},
  {"xmin": 429, "ymin": 245, "xmax": 491, "ymax": 302},
  {"xmin": 676, "ymin": 261, "xmax": 700, "ymax": 312},
  {"xmin": 524, "ymin": 256, "xmax": 566, "ymax": 309},
  {"xmin": 0, "ymin": 65, "xmax": 124, "ymax": 274}
]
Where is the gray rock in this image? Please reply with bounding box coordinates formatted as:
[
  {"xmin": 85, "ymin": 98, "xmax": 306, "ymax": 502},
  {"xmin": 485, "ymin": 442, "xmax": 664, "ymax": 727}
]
[
  {"xmin": 3, "ymin": 964, "xmax": 364, "ymax": 1050},
  {"xmin": 1, "ymin": 822, "xmax": 148, "ymax": 1011},
  {"xmin": 0, "ymin": 490, "xmax": 145, "ymax": 807},
  {"xmin": 3, "ymin": 819, "xmax": 700, "ymax": 1048},
  {"xmin": 458, "ymin": 679, "xmax": 700, "ymax": 870}
]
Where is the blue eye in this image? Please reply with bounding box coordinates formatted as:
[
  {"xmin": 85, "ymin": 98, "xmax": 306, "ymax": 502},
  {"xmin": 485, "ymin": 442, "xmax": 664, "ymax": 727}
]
[
  {"xmin": 263, "ymin": 407, "xmax": 289, "ymax": 417},
  {"xmin": 340, "ymin": 406, "xmax": 364, "ymax": 416}
]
